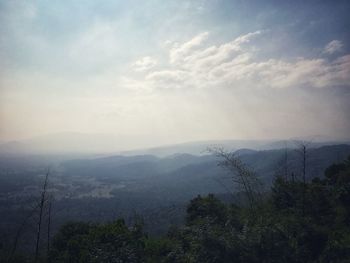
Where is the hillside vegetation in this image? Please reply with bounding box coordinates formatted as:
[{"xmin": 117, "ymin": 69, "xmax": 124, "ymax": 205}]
[{"xmin": 3, "ymin": 152, "xmax": 350, "ymax": 262}]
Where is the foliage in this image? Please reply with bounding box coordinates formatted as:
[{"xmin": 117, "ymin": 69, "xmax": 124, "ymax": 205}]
[
  {"xmin": 49, "ymin": 219, "xmax": 145, "ymax": 263},
  {"xmin": 2, "ymin": 156, "xmax": 350, "ymax": 262}
]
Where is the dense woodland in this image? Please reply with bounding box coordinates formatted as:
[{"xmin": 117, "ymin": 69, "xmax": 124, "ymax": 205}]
[{"xmin": 1, "ymin": 149, "xmax": 350, "ymax": 262}]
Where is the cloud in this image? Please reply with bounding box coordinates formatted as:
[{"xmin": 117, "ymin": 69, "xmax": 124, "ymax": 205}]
[
  {"xmin": 234, "ymin": 30, "xmax": 262, "ymax": 45},
  {"xmin": 1, "ymin": 1, "xmax": 350, "ymax": 143},
  {"xmin": 170, "ymin": 31, "xmax": 261, "ymax": 69},
  {"xmin": 169, "ymin": 32, "xmax": 209, "ymax": 64},
  {"xmin": 132, "ymin": 56, "xmax": 157, "ymax": 72},
  {"xmin": 132, "ymin": 32, "xmax": 350, "ymax": 91},
  {"xmin": 145, "ymin": 70, "xmax": 191, "ymax": 89},
  {"xmin": 323, "ymin": 40, "xmax": 343, "ymax": 54}
]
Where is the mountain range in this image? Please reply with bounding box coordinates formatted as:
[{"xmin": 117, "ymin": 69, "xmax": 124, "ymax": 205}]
[{"xmin": 1, "ymin": 132, "xmax": 348, "ymax": 156}]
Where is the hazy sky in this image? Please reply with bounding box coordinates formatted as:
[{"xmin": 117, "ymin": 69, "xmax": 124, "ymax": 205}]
[{"xmin": 1, "ymin": 0, "xmax": 350, "ymax": 146}]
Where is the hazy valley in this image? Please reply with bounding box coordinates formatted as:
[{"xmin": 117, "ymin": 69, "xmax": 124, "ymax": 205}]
[{"xmin": 1, "ymin": 140, "xmax": 349, "ymax": 249}]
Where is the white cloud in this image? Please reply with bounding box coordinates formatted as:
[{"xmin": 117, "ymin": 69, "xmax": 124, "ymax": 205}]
[
  {"xmin": 132, "ymin": 56, "xmax": 157, "ymax": 72},
  {"xmin": 134, "ymin": 32, "xmax": 350, "ymax": 91},
  {"xmin": 169, "ymin": 31, "xmax": 261, "ymax": 69},
  {"xmin": 2, "ymin": 2, "xmax": 350, "ymax": 143},
  {"xmin": 233, "ymin": 30, "xmax": 262, "ymax": 45},
  {"xmin": 323, "ymin": 40, "xmax": 343, "ymax": 54},
  {"xmin": 169, "ymin": 32, "xmax": 209, "ymax": 64},
  {"xmin": 145, "ymin": 70, "xmax": 191, "ymax": 89}
]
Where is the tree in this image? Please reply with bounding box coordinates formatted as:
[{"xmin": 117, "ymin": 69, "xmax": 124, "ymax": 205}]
[
  {"xmin": 8, "ymin": 203, "xmax": 39, "ymax": 262},
  {"xmin": 35, "ymin": 170, "xmax": 50, "ymax": 262},
  {"xmin": 186, "ymin": 194, "xmax": 227, "ymax": 226},
  {"xmin": 295, "ymin": 141, "xmax": 310, "ymax": 217},
  {"xmin": 209, "ymin": 147, "xmax": 262, "ymax": 211},
  {"xmin": 50, "ymin": 219, "xmax": 146, "ymax": 263}
]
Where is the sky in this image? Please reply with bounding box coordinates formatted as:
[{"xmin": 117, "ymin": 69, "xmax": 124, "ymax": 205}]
[{"xmin": 0, "ymin": 0, "xmax": 350, "ymax": 148}]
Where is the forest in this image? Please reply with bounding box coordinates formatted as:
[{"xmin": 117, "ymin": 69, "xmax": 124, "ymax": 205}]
[{"xmin": 1, "ymin": 146, "xmax": 350, "ymax": 263}]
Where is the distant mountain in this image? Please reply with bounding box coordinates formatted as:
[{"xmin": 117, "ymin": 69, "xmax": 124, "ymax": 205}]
[
  {"xmin": 0, "ymin": 132, "xmax": 349, "ymax": 156},
  {"xmin": 119, "ymin": 140, "xmax": 268, "ymax": 157},
  {"xmin": 0, "ymin": 132, "xmax": 139, "ymax": 155},
  {"xmin": 120, "ymin": 139, "xmax": 350, "ymax": 157},
  {"xmin": 2, "ymin": 143, "xmax": 350, "ymax": 239},
  {"xmin": 60, "ymin": 144, "xmax": 350, "ymax": 201},
  {"xmin": 0, "ymin": 136, "xmax": 271, "ymax": 155}
]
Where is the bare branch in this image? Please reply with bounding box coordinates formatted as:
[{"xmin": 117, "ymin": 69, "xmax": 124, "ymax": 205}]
[
  {"xmin": 208, "ymin": 147, "xmax": 262, "ymax": 211},
  {"xmin": 35, "ymin": 168, "xmax": 50, "ymax": 262}
]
